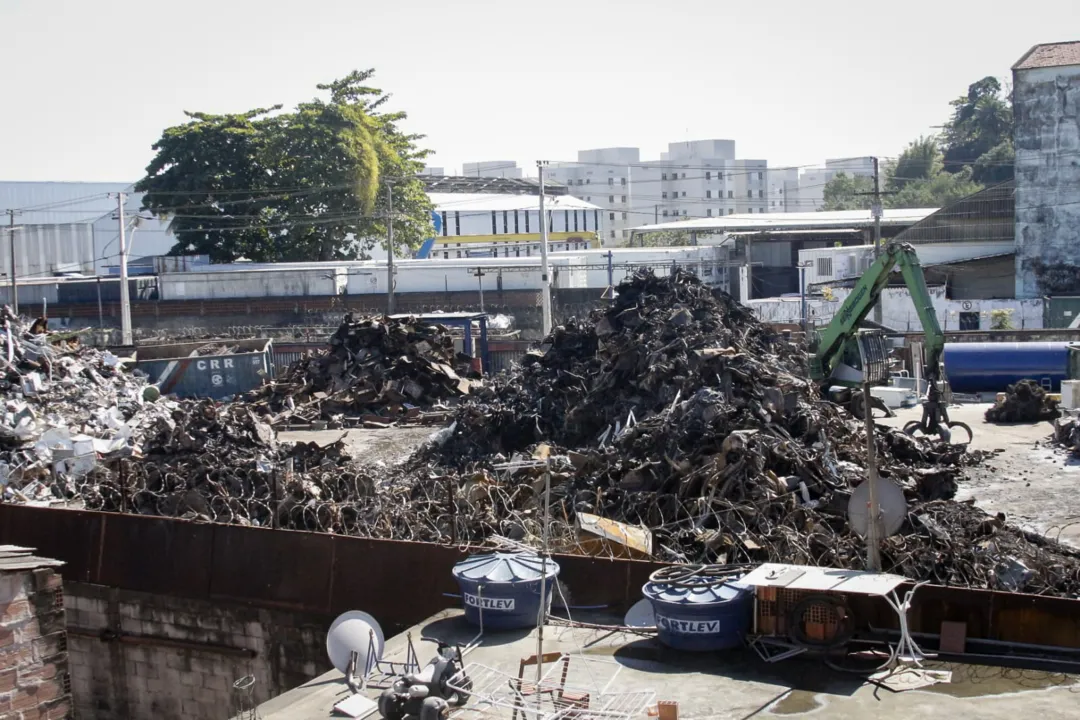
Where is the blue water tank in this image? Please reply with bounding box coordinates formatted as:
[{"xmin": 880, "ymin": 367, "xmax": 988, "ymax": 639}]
[
  {"xmin": 452, "ymin": 552, "xmax": 560, "ymax": 630},
  {"xmin": 642, "ymin": 567, "xmax": 752, "ymax": 651},
  {"xmin": 943, "ymin": 342, "xmax": 1073, "ymax": 393}
]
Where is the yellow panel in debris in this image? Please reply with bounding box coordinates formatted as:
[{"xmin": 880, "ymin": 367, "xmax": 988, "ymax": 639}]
[{"xmin": 576, "ymin": 512, "xmax": 653, "ymax": 556}]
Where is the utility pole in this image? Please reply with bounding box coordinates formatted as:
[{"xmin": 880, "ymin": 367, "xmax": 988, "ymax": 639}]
[
  {"xmin": 115, "ymin": 193, "xmax": 133, "ymax": 345},
  {"xmin": 854, "ymin": 157, "xmax": 889, "ymax": 324},
  {"xmin": 537, "ymin": 161, "xmax": 552, "ymax": 336},
  {"xmin": 6, "ymin": 210, "xmax": 17, "ymax": 315},
  {"xmin": 472, "ymin": 267, "xmax": 486, "ymax": 312},
  {"xmin": 386, "ymin": 183, "xmax": 396, "ymax": 316}
]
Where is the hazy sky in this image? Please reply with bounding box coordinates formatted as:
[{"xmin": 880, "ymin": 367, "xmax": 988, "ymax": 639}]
[{"xmin": 3, "ymin": 0, "xmax": 1077, "ymax": 182}]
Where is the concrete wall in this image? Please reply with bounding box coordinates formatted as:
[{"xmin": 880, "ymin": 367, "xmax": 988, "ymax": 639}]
[
  {"xmin": 64, "ymin": 581, "xmax": 329, "ymax": 720},
  {"xmin": 1014, "ymin": 63, "xmax": 1080, "ymax": 298},
  {"xmin": 0, "ymin": 563, "xmax": 72, "ymax": 719},
  {"xmin": 750, "ymin": 285, "xmax": 1045, "ymax": 331}
]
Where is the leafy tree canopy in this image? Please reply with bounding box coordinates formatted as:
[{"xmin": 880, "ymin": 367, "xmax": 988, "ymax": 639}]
[
  {"xmin": 136, "ymin": 70, "xmax": 432, "ymax": 263},
  {"xmin": 822, "ymin": 173, "xmax": 874, "ymax": 211},
  {"xmin": 940, "ymin": 76, "xmax": 1014, "ymax": 185}
]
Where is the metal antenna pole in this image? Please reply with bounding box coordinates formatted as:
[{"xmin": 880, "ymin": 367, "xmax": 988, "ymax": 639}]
[
  {"xmin": 535, "ymin": 462, "xmax": 551, "ymax": 708},
  {"xmin": 7, "ymin": 209, "xmax": 17, "ymax": 315},
  {"xmin": 537, "ymin": 161, "xmax": 552, "ymax": 335},
  {"xmin": 386, "ymin": 183, "xmax": 396, "ymax": 316},
  {"xmin": 863, "ymin": 381, "xmax": 882, "ymax": 571},
  {"xmin": 116, "ymin": 193, "xmax": 132, "ymax": 345}
]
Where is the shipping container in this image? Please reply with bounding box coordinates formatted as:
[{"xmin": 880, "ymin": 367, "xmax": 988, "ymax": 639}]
[{"xmin": 134, "ymin": 338, "xmax": 274, "ymax": 399}]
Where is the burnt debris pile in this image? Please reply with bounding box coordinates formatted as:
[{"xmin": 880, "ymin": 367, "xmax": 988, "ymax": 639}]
[
  {"xmin": 393, "ymin": 269, "xmax": 1080, "ymax": 597},
  {"xmin": 248, "ymin": 315, "xmax": 476, "ymax": 424},
  {"xmin": 985, "ymin": 379, "xmax": 1061, "ymax": 423}
]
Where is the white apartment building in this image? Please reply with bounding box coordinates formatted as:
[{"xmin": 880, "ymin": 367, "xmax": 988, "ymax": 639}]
[
  {"xmin": 769, "ymin": 157, "xmax": 875, "ymax": 212},
  {"xmin": 462, "ymin": 161, "xmax": 523, "ymax": 179},
  {"xmin": 547, "ymin": 141, "xmax": 769, "ymax": 246}
]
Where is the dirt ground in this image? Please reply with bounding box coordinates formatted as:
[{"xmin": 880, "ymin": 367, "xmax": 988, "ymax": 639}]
[{"xmin": 881, "ymin": 403, "xmax": 1080, "ymax": 547}]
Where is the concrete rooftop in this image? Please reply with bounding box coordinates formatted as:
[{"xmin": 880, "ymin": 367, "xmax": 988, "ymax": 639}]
[{"xmin": 251, "ymin": 609, "xmax": 1080, "ymax": 720}]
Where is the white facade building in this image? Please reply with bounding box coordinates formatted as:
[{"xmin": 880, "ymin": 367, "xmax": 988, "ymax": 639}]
[
  {"xmin": 772, "ymin": 157, "xmax": 876, "ymax": 213},
  {"xmin": 547, "ymin": 141, "xmax": 769, "ymax": 246},
  {"xmin": 462, "ymin": 161, "xmax": 523, "ymax": 179}
]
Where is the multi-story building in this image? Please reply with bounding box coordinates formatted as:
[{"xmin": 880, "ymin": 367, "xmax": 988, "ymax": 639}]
[
  {"xmin": 547, "ymin": 141, "xmax": 768, "ymax": 246},
  {"xmin": 774, "ymin": 157, "xmax": 876, "ymax": 212},
  {"xmin": 462, "ymin": 161, "xmax": 523, "ymax": 179},
  {"xmin": 1013, "ymin": 41, "xmax": 1080, "ymax": 298}
]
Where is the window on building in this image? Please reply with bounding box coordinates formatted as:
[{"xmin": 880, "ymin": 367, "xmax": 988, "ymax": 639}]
[
  {"xmin": 609, "ymin": 212, "xmax": 615, "ymax": 220},
  {"xmin": 662, "ymin": 173, "xmax": 667, "ymax": 180},
  {"xmin": 491, "ymin": 210, "xmax": 498, "ymax": 233},
  {"xmin": 525, "ymin": 210, "xmax": 530, "ymax": 232},
  {"xmin": 817, "ymin": 257, "xmax": 833, "ymax": 277},
  {"xmin": 622, "ymin": 212, "xmax": 627, "ymax": 220},
  {"xmin": 610, "ymin": 230, "xmax": 616, "ymax": 238},
  {"xmin": 514, "ymin": 210, "xmax": 520, "ymax": 233},
  {"xmin": 662, "ymin": 210, "xmax": 669, "ymax": 216},
  {"xmin": 454, "ymin": 211, "xmax": 461, "ymax": 235},
  {"xmin": 608, "ymin": 177, "xmax": 614, "ymax": 186},
  {"xmin": 759, "ymin": 190, "xmax": 764, "ymax": 198},
  {"xmin": 681, "ymin": 172, "xmax": 686, "ymax": 178},
  {"xmin": 662, "ymin": 191, "xmax": 668, "ymax": 199},
  {"xmin": 758, "ymin": 172, "xmax": 764, "ymax": 181},
  {"xmin": 564, "ymin": 209, "xmax": 569, "ymax": 230},
  {"xmin": 441, "ymin": 211, "xmax": 448, "ymax": 236},
  {"xmin": 609, "ymin": 195, "xmax": 615, "ymax": 203},
  {"xmin": 706, "ymin": 171, "xmax": 711, "ymax": 180},
  {"xmin": 719, "ymin": 172, "xmax": 724, "ymax": 180},
  {"xmin": 707, "ymin": 209, "xmax": 713, "ymax": 217},
  {"xmin": 747, "ymin": 190, "xmax": 753, "ymax": 199},
  {"xmin": 760, "ymin": 208, "xmax": 766, "ymax": 214},
  {"xmin": 728, "ymin": 209, "xmax": 734, "ymax": 215},
  {"xmin": 586, "ymin": 179, "xmax": 590, "ymax": 184},
  {"xmin": 503, "ymin": 210, "xmax": 509, "ymax": 233},
  {"xmin": 443, "ymin": 251, "xmax": 449, "ymax": 259},
  {"xmin": 526, "ymin": 246, "xmax": 531, "ymax": 256},
  {"xmin": 682, "ymin": 209, "xmax": 687, "ymax": 215},
  {"xmin": 728, "ymin": 191, "xmax": 733, "ymax": 198},
  {"xmin": 621, "ymin": 177, "xmax": 627, "ymax": 186},
  {"xmin": 706, "ymin": 190, "xmax": 712, "ymax": 198},
  {"xmin": 456, "ymin": 250, "xmax": 462, "ymax": 258},
  {"xmin": 586, "ymin": 196, "xmax": 591, "ymax": 201},
  {"xmin": 594, "ymin": 209, "xmax": 599, "ymax": 229},
  {"xmin": 959, "ymin": 312, "xmax": 980, "ymax": 331},
  {"xmin": 621, "ymin": 195, "xmax": 626, "ymax": 203},
  {"xmin": 681, "ymin": 191, "xmax": 686, "ymax": 197},
  {"xmin": 577, "ymin": 179, "xmax": 583, "ymax": 185}
]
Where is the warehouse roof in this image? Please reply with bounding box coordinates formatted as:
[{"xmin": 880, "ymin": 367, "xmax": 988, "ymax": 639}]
[
  {"xmin": 1014, "ymin": 41, "xmax": 1080, "ymax": 70},
  {"xmin": 421, "ymin": 175, "xmax": 568, "ymax": 195},
  {"xmin": 429, "ymin": 193, "xmax": 599, "ymax": 213},
  {"xmin": 630, "ymin": 208, "xmax": 937, "ymax": 234}
]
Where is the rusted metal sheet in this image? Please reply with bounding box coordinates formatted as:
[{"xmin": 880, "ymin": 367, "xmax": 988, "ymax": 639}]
[
  {"xmin": 330, "ymin": 537, "xmax": 462, "ymax": 631},
  {"xmin": 0, "ymin": 505, "xmax": 102, "ymax": 583},
  {"xmin": 97, "ymin": 513, "xmax": 213, "ymax": 597},
  {"xmin": 209, "ymin": 525, "xmax": 335, "ymax": 612},
  {"xmin": 553, "ymin": 554, "xmax": 664, "ymax": 611}
]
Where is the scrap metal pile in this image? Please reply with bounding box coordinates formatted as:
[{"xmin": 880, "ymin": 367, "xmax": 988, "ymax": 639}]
[
  {"xmin": 248, "ymin": 315, "xmax": 476, "ymax": 424},
  {"xmin": 371, "ymin": 270, "xmax": 1080, "ymax": 597},
  {"xmin": 985, "ymin": 379, "xmax": 1061, "ymax": 423}
]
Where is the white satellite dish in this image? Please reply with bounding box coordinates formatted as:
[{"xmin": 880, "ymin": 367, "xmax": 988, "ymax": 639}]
[
  {"xmin": 848, "ymin": 478, "xmax": 908, "ymax": 539},
  {"xmin": 623, "ymin": 599, "xmax": 657, "ymax": 630},
  {"xmin": 326, "ymin": 610, "xmax": 385, "ymax": 674}
]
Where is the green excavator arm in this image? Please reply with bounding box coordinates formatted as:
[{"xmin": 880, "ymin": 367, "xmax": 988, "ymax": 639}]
[{"xmin": 809, "ymin": 242, "xmax": 943, "ymax": 387}]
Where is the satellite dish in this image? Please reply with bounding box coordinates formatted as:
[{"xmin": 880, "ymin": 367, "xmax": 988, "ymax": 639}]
[
  {"xmin": 326, "ymin": 610, "xmax": 385, "ymax": 674},
  {"xmin": 848, "ymin": 478, "xmax": 908, "ymax": 539},
  {"xmin": 623, "ymin": 599, "xmax": 657, "ymax": 630}
]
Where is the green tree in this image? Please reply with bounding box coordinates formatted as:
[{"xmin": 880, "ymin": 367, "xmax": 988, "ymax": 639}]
[
  {"xmin": 822, "ymin": 172, "xmax": 874, "ymax": 211},
  {"xmin": 941, "ymin": 76, "xmax": 1014, "ymax": 185},
  {"xmin": 136, "ymin": 70, "xmax": 431, "ymax": 263},
  {"xmin": 886, "ymin": 136, "xmax": 942, "ymax": 192},
  {"xmin": 886, "ymin": 166, "xmax": 983, "ymax": 208}
]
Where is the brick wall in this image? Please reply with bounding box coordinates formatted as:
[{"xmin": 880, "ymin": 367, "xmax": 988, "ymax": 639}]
[
  {"xmin": 0, "ymin": 563, "xmax": 72, "ymax": 720},
  {"xmin": 64, "ymin": 582, "xmax": 330, "ymax": 720}
]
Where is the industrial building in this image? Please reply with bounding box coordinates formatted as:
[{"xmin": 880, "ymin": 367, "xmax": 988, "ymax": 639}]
[{"xmin": 1013, "ymin": 41, "xmax": 1080, "ymax": 298}]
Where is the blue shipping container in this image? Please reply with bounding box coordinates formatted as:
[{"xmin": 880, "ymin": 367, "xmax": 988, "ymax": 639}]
[
  {"xmin": 643, "ymin": 568, "xmax": 751, "ymax": 651},
  {"xmin": 452, "ymin": 552, "xmax": 559, "ymax": 630},
  {"xmin": 134, "ymin": 338, "xmax": 274, "ymax": 399},
  {"xmin": 944, "ymin": 342, "xmax": 1072, "ymax": 393}
]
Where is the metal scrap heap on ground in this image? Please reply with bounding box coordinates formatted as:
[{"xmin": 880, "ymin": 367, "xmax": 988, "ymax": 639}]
[
  {"xmin": 247, "ymin": 314, "xmax": 477, "ymax": 425},
  {"xmin": 985, "ymin": 379, "xmax": 1062, "ymax": 423},
  {"xmin": 386, "ymin": 270, "xmax": 1079, "ymax": 597}
]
